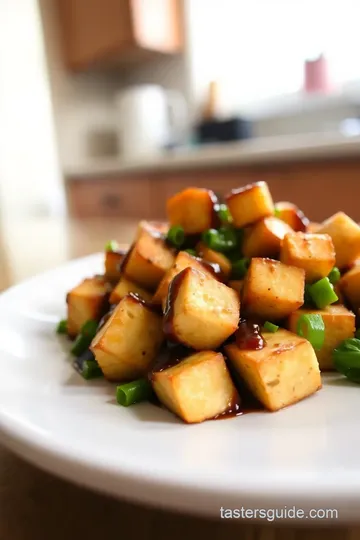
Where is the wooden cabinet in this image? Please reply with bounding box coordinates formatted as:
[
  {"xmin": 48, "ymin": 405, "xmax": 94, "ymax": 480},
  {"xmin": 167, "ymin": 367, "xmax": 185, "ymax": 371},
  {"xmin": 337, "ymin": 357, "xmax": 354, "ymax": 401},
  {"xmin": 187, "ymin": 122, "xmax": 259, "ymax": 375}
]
[{"xmin": 57, "ymin": 0, "xmax": 183, "ymax": 71}]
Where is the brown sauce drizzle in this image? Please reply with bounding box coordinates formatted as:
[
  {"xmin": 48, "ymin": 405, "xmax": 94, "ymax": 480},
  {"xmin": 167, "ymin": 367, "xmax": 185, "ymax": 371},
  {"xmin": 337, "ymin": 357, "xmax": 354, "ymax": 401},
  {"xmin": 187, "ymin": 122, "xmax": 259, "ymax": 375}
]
[
  {"xmin": 118, "ymin": 244, "xmax": 134, "ymax": 273},
  {"xmin": 126, "ymin": 292, "xmax": 162, "ymax": 315},
  {"xmin": 235, "ymin": 319, "xmax": 265, "ymax": 350},
  {"xmin": 163, "ymin": 267, "xmax": 190, "ymax": 342},
  {"xmin": 149, "ymin": 343, "xmax": 193, "ymax": 377}
]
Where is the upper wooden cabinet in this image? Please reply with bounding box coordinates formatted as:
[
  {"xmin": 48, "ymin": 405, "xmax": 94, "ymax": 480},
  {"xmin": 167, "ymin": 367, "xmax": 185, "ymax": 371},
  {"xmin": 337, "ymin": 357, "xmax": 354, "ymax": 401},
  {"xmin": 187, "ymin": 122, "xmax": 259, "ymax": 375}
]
[{"xmin": 57, "ymin": 0, "xmax": 184, "ymax": 71}]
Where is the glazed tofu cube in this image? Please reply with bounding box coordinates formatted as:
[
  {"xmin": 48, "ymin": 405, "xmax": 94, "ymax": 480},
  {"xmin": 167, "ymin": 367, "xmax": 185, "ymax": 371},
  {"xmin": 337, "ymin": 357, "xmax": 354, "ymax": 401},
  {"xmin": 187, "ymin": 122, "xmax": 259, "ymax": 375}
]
[
  {"xmin": 109, "ymin": 276, "xmax": 152, "ymax": 304},
  {"xmin": 196, "ymin": 242, "xmax": 231, "ymax": 281},
  {"xmin": 225, "ymin": 329, "xmax": 321, "ymax": 411},
  {"xmin": 151, "ymin": 351, "xmax": 240, "ymax": 423},
  {"xmin": 104, "ymin": 248, "xmax": 126, "ymax": 282},
  {"xmin": 164, "ymin": 267, "xmax": 240, "ymax": 350},
  {"xmin": 316, "ymin": 212, "xmax": 360, "ymax": 269},
  {"xmin": 67, "ymin": 276, "xmax": 111, "ymax": 337},
  {"xmin": 122, "ymin": 230, "xmax": 175, "ymax": 291},
  {"xmin": 229, "ymin": 280, "xmax": 244, "ymax": 296},
  {"xmin": 340, "ymin": 265, "xmax": 360, "ymax": 310},
  {"xmin": 90, "ymin": 294, "xmax": 164, "ymax": 382},
  {"xmin": 152, "ymin": 250, "xmax": 220, "ymax": 308},
  {"xmin": 225, "ymin": 181, "xmax": 274, "ymax": 228},
  {"xmin": 280, "ymin": 232, "xmax": 335, "ymax": 283},
  {"xmin": 166, "ymin": 187, "xmax": 218, "ymax": 234},
  {"xmin": 242, "ymin": 217, "xmax": 293, "ymax": 258},
  {"xmin": 287, "ymin": 306, "xmax": 355, "ymax": 370},
  {"xmin": 307, "ymin": 222, "xmax": 321, "ymax": 233},
  {"xmin": 274, "ymin": 202, "xmax": 309, "ymax": 232},
  {"xmin": 242, "ymin": 258, "xmax": 304, "ymax": 320},
  {"xmin": 136, "ymin": 220, "xmax": 169, "ymax": 239}
]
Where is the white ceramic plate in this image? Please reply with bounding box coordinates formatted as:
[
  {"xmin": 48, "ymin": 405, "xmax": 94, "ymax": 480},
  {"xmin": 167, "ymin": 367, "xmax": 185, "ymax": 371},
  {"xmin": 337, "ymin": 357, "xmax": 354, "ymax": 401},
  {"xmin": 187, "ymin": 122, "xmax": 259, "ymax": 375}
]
[{"xmin": 0, "ymin": 253, "xmax": 360, "ymax": 522}]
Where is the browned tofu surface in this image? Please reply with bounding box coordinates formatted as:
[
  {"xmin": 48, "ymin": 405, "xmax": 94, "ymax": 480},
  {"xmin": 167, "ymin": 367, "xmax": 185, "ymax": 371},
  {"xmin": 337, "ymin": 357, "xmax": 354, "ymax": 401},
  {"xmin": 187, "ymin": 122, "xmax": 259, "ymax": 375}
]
[
  {"xmin": 67, "ymin": 276, "xmax": 111, "ymax": 337},
  {"xmin": 280, "ymin": 232, "xmax": 335, "ymax": 283},
  {"xmin": 90, "ymin": 294, "xmax": 164, "ymax": 382},
  {"xmin": 225, "ymin": 329, "xmax": 321, "ymax": 411},
  {"xmin": 136, "ymin": 220, "xmax": 169, "ymax": 239},
  {"xmin": 122, "ymin": 230, "xmax": 175, "ymax": 291},
  {"xmin": 196, "ymin": 242, "xmax": 231, "ymax": 281},
  {"xmin": 152, "ymin": 250, "xmax": 220, "ymax": 307},
  {"xmin": 229, "ymin": 280, "xmax": 244, "ymax": 297},
  {"xmin": 109, "ymin": 277, "xmax": 152, "ymax": 304},
  {"xmin": 151, "ymin": 351, "xmax": 240, "ymax": 423},
  {"xmin": 275, "ymin": 201, "xmax": 309, "ymax": 232},
  {"xmin": 225, "ymin": 181, "xmax": 274, "ymax": 228},
  {"xmin": 104, "ymin": 249, "xmax": 126, "ymax": 282},
  {"xmin": 164, "ymin": 267, "xmax": 240, "ymax": 350},
  {"xmin": 242, "ymin": 217, "xmax": 293, "ymax": 258},
  {"xmin": 316, "ymin": 212, "xmax": 360, "ymax": 269},
  {"xmin": 242, "ymin": 258, "xmax": 304, "ymax": 320},
  {"xmin": 166, "ymin": 187, "xmax": 218, "ymax": 234},
  {"xmin": 287, "ymin": 305, "xmax": 355, "ymax": 370},
  {"xmin": 339, "ymin": 265, "xmax": 360, "ymax": 310}
]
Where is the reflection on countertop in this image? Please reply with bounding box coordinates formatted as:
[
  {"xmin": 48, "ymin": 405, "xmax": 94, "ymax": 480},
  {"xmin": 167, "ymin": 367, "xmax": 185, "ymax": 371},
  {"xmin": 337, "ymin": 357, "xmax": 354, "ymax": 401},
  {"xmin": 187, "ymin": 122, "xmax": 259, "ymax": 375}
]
[{"xmin": 64, "ymin": 132, "xmax": 360, "ymax": 179}]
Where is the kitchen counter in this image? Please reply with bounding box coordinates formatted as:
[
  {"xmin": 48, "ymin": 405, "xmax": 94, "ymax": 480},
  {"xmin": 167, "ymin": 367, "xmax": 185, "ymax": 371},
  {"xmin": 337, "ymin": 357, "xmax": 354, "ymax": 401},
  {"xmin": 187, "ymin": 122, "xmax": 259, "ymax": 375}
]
[{"xmin": 65, "ymin": 132, "xmax": 360, "ymax": 179}]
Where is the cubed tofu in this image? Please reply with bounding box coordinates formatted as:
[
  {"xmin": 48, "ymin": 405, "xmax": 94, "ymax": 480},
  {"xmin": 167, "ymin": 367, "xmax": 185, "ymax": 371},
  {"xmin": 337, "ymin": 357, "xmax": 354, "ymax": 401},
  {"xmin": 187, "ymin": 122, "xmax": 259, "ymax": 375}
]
[
  {"xmin": 164, "ymin": 267, "xmax": 240, "ymax": 350},
  {"xmin": 151, "ymin": 351, "xmax": 240, "ymax": 423},
  {"xmin": 242, "ymin": 258, "xmax": 304, "ymax": 320},
  {"xmin": 122, "ymin": 230, "xmax": 175, "ymax": 291},
  {"xmin": 287, "ymin": 306, "xmax": 355, "ymax": 370},
  {"xmin": 152, "ymin": 250, "xmax": 220, "ymax": 308},
  {"xmin": 307, "ymin": 222, "xmax": 321, "ymax": 233},
  {"xmin": 339, "ymin": 265, "xmax": 360, "ymax": 310},
  {"xmin": 229, "ymin": 280, "xmax": 244, "ymax": 296},
  {"xmin": 166, "ymin": 187, "xmax": 218, "ymax": 234},
  {"xmin": 242, "ymin": 217, "xmax": 293, "ymax": 258},
  {"xmin": 67, "ymin": 276, "xmax": 111, "ymax": 338},
  {"xmin": 109, "ymin": 276, "xmax": 152, "ymax": 304},
  {"xmin": 90, "ymin": 294, "xmax": 164, "ymax": 382},
  {"xmin": 280, "ymin": 232, "xmax": 335, "ymax": 283},
  {"xmin": 274, "ymin": 202, "xmax": 309, "ymax": 232},
  {"xmin": 225, "ymin": 329, "xmax": 321, "ymax": 411},
  {"xmin": 136, "ymin": 220, "xmax": 169, "ymax": 239},
  {"xmin": 104, "ymin": 248, "xmax": 126, "ymax": 282},
  {"xmin": 316, "ymin": 212, "xmax": 360, "ymax": 269},
  {"xmin": 196, "ymin": 242, "xmax": 231, "ymax": 281},
  {"xmin": 225, "ymin": 181, "xmax": 274, "ymax": 228}
]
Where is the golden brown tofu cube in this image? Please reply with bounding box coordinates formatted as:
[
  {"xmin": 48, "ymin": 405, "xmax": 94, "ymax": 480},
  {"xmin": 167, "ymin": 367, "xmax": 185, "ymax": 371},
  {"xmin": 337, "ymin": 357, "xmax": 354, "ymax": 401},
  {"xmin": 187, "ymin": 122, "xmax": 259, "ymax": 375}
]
[
  {"xmin": 225, "ymin": 181, "xmax": 274, "ymax": 228},
  {"xmin": 307, "ymin": 222, "xmax": 321, "ymax": 233},
  {"xmin": 316, "ymin": 212, "xmax": 360, "ymax": 269},
  {"xmin": 280, "ymin": 232, "xmax": 335, "ymax": 283},
  {"xmin": 229, "ymin": 280, "xmax": 244, "ymax": 296},
  {"xmin": 166, "ymin": 187, "xmax": 218, "ymax": 234},
  {"xmin": 90, "ymin": 294, "xmax": 163, "ymax": 382},
  {"xmin": 104, "ymin": 248, "xmax": 126, "ymax": 282},
  {"xmin": 136, "ymin": 220, "xmax": 169, "ymax": 239},
  {"xmin": 196, "ymin": 242, "xmax": 231, "ymax": 281},
  {"xmin": 339, "ymin": 265, "xmax": 360, "ymax": 310},
  {"xmin": 242, "ymin": 217, "xmax": 293, "ymax": 258},
  {"xmin": 151, "ymin": 351, "xmax": 240, "ymax": 423},
  {"xmin": 67, "ymin": 276, "xmax": 111, "ymax": 338},
  {"xmin": 152, "ymin": 250, "xmax": 220, "ymax": 307},
  {"xmin": 275, "ymin": 201, "xmax": 309, "ymax": 232},
  {"xmin": 225, "ymin": 329, "xmax": 321, "ymax": 411},
  {"xmin": 164, "ymin": 267, "xmax": 240, "ymax": 350},
  {"xmin": 287, "ymin": 306, "xmax": 355, "ymax": 370},
  {"xmin": 242, "ymin": 258, "xmax": 304, "ymax": 320},
  {"xmin": 122, "ymin": 230, "xmax": 175, "ymax": 291},
  {"xmin": 109, "ymin": 277, "xmax": 152, "ymax": 305}
]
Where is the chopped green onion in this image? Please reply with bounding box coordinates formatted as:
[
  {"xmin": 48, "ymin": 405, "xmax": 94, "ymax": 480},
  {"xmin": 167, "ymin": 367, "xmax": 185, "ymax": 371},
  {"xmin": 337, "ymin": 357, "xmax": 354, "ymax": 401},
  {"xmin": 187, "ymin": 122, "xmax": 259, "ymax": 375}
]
[
  {"xmin": 333, "ymin": 338, "xmax": 360, "ymax": 383},
  {"xmin": 274, "ymin": 207, "xmax": 281, "ymax": 218},
  {"xmin": 166, "ymin": 225, "xmax": 185, "ymax": 248},
  {"xmin": 184, "ymin": 248, "xmax": 196, "ymax": 256},
  {"xmin": 56, "ymin": 319, "xmax": 68, "ymax": 334},
  {"xmin": 74, "ymin": 350, "xmax": 103, "ymax": 380},
  {"xmin": 231, "ymin": 258, "xmax": 250, "ymax": 279},
  {"xmin": 296, "ymin": 313, "xmax": 325, "ymax": 350},
  {"xmin": 263, "ymin": 321, "xmax": 279, "ymax": 333},
  {"xmin": 202, "ymin": 227, "xmax": 237, "ymax": 253},
  {"xmin": 308, "ymin": 277, "xmax": 338, "ymax": 309},
  {"xmin": 116, "ymin": 378, "xmax": 153, "ymax": 406},
  {"xmin": 71, "ymin": 319, "xmax": 98, "ymax": 356},
  {"xmin": 217, "ymin": 204, "xmax": 232, "ymax": 224},
  {"xmin": 105, "ymin": 240, "xmax": 119, "ymax": 252},
  {"xmin": 328, "ymin": 267, "xmax": 341, "ymax": 285}
]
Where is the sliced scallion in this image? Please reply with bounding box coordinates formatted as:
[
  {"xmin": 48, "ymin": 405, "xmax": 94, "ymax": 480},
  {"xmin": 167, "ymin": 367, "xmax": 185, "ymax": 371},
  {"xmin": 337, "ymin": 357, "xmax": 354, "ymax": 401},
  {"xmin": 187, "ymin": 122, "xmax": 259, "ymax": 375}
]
[
  {"xmin": 296, "ymin": 313, "xmax": 325, "ymax": 350},
  {"xmin": 308, "ymin": 277, "xmax": 338, "ymax": 309}
]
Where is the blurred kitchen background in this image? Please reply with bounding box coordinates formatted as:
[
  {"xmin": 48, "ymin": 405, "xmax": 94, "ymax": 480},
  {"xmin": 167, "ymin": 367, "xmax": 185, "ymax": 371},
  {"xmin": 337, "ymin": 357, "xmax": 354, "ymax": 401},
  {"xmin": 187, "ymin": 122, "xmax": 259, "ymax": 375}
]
[{"xmin": 1, "ymin": 0, "xmax": 360, "ymax": 283}]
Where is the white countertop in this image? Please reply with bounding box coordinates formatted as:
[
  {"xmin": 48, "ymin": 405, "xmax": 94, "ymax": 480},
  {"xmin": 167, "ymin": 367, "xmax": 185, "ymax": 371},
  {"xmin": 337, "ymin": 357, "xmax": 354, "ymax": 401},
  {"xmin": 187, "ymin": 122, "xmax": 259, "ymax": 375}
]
[{"xmin": 64, "ymin": 132, "xmax": 360, "ymax": 179}]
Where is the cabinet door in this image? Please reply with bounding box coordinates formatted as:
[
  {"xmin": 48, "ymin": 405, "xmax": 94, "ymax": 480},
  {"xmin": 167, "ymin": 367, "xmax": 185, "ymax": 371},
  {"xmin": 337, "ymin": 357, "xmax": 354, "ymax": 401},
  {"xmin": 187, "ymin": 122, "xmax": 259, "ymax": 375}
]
[{"xmin": 58, "ymin": 0, "xmax": 134, "ymax": 70}]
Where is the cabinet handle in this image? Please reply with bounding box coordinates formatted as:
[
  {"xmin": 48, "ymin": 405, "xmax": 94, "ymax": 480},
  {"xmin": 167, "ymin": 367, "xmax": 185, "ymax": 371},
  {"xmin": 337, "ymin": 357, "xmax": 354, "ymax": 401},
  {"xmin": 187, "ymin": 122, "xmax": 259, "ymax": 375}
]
[{"xmin": 100, "ymin": 193, "xmax": 122, "ymax": 209}]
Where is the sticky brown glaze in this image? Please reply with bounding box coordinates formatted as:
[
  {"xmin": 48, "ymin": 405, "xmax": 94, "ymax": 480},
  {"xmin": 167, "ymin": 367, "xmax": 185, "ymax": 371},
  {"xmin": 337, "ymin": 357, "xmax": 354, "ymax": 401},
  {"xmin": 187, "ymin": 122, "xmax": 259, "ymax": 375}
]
[
  {"xmin": 225, "ymin": 181, "xmax": 265, "ymax": 202},
  {"xmin": 163, "ymin": 267, "xmax": 190, "ymax": 342},
  {"xmin": 235, "ymin": 318, "xmax": 265, "ymax": 350},
  {"xmin": 118, "ymin": 244, "xmax": 134, "ymax": 273},
  {"xmin": 126, "ymin": 292, "xmax": 162, "ymax": 315},
  {"xmin": 149, "ymin": 342, "xmax": 193, "ymax": 377},
  {"xmin": 194, "ymin": 255, "xmax": 222, "ymax": 280}
]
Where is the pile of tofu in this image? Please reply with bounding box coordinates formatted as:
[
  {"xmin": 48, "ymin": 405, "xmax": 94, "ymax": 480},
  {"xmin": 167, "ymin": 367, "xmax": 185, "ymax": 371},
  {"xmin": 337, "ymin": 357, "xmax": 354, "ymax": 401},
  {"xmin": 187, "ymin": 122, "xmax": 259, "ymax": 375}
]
[{"xmin": 65, "ymin": 182, "xmax": 360, "ymax": 423}]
